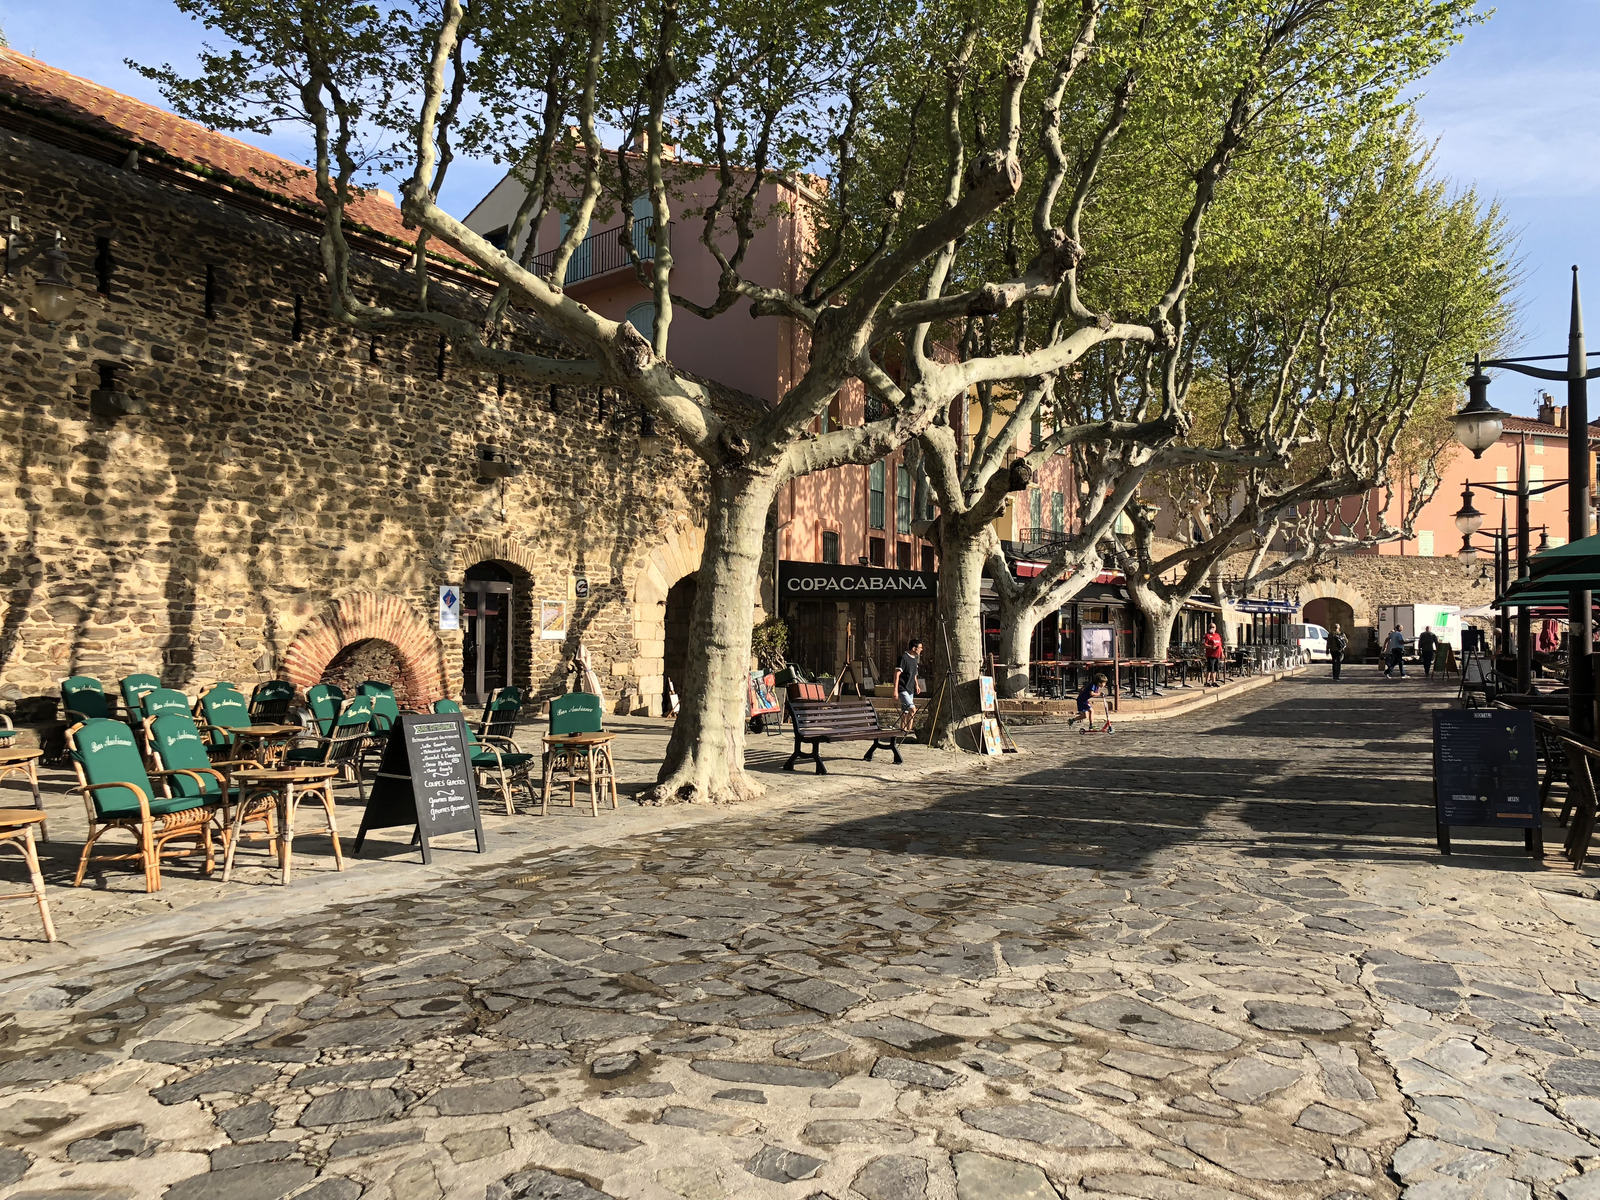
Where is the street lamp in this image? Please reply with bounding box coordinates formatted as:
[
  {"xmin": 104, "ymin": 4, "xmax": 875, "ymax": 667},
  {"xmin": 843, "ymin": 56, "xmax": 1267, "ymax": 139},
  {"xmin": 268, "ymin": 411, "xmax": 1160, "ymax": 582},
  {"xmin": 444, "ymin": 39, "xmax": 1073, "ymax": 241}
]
[
  {"xmin": 1451, "ymin": 265, "xmax": 1600, "ymax": 734},
  {"xmin": 1453, "ymin": 485, "xmax": 1483, "ymax": 553},
  {"xmin": 1451, "ymin": 357, "xmax": 1510, "ymax": 458}
]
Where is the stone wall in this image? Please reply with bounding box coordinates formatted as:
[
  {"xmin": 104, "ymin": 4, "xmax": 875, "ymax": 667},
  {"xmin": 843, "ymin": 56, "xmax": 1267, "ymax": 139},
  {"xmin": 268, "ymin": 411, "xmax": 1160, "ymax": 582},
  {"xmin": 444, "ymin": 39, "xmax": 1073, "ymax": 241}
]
[
  {"xmin": 0, "ymin": 127, "xmax": 708, "ymax": 716},
  {"xmin": 1274, "ymin": 553, "xmax": 1496, "ymax": 655}
]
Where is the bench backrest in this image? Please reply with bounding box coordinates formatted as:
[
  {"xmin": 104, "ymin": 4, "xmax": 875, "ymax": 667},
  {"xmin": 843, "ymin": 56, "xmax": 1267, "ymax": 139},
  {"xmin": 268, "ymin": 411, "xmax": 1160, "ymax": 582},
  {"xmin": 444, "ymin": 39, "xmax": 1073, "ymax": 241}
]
[
  {"xmin": 790, "ymin": 697, "xmax": 885, "ymax": 735},
  {"xmin": 791, "ymin": 682, "xmax": 829, "ymax": 702}
]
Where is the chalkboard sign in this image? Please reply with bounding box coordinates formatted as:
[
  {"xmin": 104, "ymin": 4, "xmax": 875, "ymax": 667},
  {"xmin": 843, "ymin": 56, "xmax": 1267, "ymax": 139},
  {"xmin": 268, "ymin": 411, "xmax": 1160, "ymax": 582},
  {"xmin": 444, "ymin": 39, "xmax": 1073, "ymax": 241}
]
[
  {"xmin": 355, "ymin": 712, "xmax": 485, "ymax": 863},
  {"xmin": 1432, "ymin": 708, "xmax": 1542, "ymax": 856}
]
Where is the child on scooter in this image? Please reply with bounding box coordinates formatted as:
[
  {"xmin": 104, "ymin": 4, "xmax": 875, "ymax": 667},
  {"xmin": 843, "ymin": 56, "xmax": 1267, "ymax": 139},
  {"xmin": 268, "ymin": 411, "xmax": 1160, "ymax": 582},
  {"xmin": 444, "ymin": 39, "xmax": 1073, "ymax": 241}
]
[{"xmin": 1067, "ymin": 672, "xmax": 1113, "ymax": 733}]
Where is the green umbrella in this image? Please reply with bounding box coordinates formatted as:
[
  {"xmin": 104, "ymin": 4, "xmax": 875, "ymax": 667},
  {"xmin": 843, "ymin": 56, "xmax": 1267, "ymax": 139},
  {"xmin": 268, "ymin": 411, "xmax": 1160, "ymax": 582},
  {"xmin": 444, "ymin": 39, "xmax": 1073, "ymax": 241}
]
[{"xmin": 1527, "ymin": 532, "xmax": 1600, "ymax": 581}]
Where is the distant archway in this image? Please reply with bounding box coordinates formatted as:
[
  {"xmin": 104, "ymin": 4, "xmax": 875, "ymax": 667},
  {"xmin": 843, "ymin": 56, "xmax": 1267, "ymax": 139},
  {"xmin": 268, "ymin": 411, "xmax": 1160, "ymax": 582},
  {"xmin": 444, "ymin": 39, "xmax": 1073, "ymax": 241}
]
[
  {"xmin": 1295, "ymin": 578, "xmax": 1372, "ymax": 627},
  {"xmin": 281, "ymin": 591, "xmax": 444, "ymax": 705},
  {"xmin": 631, "ymin": 524, "xmax": 706, "ymax": 716},
  {"xmin": 1303, "ymin": 597, "xmax": 1355, "ymax": 636},
  {"xmin": 661, "ymin": 576, "xmax": 698, "ymax": 714}
]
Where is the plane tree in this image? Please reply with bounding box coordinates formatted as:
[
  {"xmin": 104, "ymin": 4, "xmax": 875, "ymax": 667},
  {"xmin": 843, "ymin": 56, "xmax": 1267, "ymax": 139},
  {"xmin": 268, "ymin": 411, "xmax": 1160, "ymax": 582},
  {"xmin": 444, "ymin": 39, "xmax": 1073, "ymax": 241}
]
[{"xmin": 142, "ymin": 0, "xmax": 1478, "ymax": 792}]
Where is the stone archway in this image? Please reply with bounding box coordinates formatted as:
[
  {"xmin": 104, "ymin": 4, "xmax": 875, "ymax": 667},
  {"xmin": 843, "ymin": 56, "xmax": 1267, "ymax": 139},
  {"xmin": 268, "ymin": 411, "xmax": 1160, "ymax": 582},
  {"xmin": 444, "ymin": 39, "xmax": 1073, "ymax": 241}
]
[
  {"xmin": 632, "ymin": 525, "xmax": 706, "ymax": 716},
  {"xmin": 1294, "ymin": 577, "xmax": 1373, "ymax": 627},
  {"xmin": 281, "ymin": 591, "xmax": 445, "ymax": 705}
]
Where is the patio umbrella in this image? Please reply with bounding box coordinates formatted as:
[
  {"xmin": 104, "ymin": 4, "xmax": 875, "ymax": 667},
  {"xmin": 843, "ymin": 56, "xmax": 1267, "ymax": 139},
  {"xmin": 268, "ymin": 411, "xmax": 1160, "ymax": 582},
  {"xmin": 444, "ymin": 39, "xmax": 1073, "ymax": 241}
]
[{"xmin": 1525, "ymin": 532, "xmax": 1600, "ymax": 582}]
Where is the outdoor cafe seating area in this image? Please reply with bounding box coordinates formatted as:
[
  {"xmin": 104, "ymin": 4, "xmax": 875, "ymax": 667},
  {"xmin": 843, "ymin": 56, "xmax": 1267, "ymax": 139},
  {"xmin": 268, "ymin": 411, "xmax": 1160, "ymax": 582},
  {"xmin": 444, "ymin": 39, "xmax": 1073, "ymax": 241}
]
[{"xmin": 0, "ymin": 672, "xmax": 621, "ymax": 942}]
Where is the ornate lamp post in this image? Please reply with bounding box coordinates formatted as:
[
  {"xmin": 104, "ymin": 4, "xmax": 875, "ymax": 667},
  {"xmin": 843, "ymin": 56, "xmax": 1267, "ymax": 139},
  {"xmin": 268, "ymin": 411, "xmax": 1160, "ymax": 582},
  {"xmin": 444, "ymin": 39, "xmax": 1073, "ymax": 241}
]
[{"xmin": 1452, "ymin": 267, "xmax": 1600, "ymax": 733}]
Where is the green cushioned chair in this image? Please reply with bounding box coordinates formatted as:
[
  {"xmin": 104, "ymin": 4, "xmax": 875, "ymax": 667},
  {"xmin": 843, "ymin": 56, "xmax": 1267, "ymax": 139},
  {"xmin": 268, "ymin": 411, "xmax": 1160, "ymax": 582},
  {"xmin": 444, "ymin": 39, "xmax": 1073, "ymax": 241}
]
[
  {"xmin": 432, "ymin": 699, "xmax": 462, "ymax": 715},
  {"xmin": 249, "ymin": 679, "xmax": 297, "ymax": 721},
  {"xmin": 0, "ymin": 714, "xmax": 15, "ymax": 744},
  {"xmin": 477, "ymin": 687, "xmax": 523, "ymax": 740},
  {"xmin": 432, "ymin": 697, "xmax": 530, "ymax": 815},
  {"xmin": 119, "ymin": 674, "xmax": 162, "ymax": 718},
  {"xmin": 140, "ymin": 688, "xmax": 193, "ymax": 722},
  {"xmin": 198, "ymin": 684, "xmax": 252, "ymax": 752},
  {"xmin": 286, "ymin": 695, "xmax": 372, "ymax": 801},
  {"xmin": 357, "ymin": 682, "xmax": 401, "ymax": 734},
  {"xmin": 541, "ymin": 692, "xmax": 615, "ymax": 817},
  {"xmin": 61, "ymin": 676, "xmax": 112, "ymax": 723},
  {"xmin": 305, "ymin": 684, "xmax": 343, "ymax": 738},
  {"xmin": 67, "ymin": 717, "xmax": 221, "ymax": 892}
]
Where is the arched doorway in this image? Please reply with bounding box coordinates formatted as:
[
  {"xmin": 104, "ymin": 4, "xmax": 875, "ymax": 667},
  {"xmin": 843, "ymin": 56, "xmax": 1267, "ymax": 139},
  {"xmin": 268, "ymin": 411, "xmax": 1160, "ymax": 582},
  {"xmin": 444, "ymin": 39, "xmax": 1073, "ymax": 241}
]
[
  {"xmin": 462, "ymin": 561, "xmax": 531, "ymax": 705},
  {"xmin": 1303, "ymin": 596, "xmax": 1354, "ymax": 635},
  {"xmin": 662, "ymin": 575, "xmax": 698, "ymax": 714}
]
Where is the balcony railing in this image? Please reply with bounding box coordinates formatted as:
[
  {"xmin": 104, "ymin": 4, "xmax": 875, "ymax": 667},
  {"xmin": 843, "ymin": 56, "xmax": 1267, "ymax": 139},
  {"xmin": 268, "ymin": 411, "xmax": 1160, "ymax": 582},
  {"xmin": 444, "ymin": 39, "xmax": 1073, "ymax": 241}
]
[{"xmin": 528, "ymin": 216, "xmax": 670, "ymax": 287}]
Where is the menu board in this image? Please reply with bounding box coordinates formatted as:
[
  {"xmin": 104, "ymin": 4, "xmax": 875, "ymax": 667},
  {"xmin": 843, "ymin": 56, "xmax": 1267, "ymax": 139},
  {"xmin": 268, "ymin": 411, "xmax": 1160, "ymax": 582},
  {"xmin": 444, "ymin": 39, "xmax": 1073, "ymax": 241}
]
[
  {"xmin": 1432, "ymin": 709, "xmax": 1540, "ymax": 852},
  {"xmin": 355, "ymin": 712, "xmax": 485, "ymax": 863}
]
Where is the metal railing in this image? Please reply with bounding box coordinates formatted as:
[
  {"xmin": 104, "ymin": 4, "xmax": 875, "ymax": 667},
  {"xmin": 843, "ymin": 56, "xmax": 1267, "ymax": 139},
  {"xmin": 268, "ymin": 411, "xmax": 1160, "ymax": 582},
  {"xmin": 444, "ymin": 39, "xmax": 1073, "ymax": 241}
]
[{"xmin": 528, "ymin": 216, "xmax": 670, "ymax": 287}]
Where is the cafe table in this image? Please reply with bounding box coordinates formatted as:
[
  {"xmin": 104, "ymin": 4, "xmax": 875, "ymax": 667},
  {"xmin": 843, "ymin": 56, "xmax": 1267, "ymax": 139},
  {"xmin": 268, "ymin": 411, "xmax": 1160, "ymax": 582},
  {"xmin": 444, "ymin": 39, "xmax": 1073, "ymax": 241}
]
[
  {"xmin": 541, "ymin": 731, "xmax": 618, "ymax": 817},
  {"xmin": 216, "ymin": 723, "xmax": 304, "ymax": 767},
  {"xmin": 223, "ymin": 766, "xmax": 344, "ymax": 885},
  {"xmin": 0, "ymin": 747, "xmax": 47, "ymax": 840}
]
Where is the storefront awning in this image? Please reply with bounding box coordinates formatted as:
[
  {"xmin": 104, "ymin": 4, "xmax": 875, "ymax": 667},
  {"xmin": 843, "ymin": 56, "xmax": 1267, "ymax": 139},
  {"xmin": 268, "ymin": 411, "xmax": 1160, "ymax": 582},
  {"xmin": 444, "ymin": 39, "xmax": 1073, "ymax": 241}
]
[{"xmin": 1231, "ymin": 598, "xmax": 1298, "ymax": 614}]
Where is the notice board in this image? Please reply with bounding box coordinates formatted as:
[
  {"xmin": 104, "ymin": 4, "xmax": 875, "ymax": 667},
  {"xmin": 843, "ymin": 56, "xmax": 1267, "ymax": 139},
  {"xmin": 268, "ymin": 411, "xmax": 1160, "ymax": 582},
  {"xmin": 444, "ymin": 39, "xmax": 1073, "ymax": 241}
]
[
  {"xmin": 355, "ymin": 712, "xmax": 485, "ymax": 863},
  {"xmin": 1431, "ymin": 708, "xmax": 1541, "ymax": 856}
]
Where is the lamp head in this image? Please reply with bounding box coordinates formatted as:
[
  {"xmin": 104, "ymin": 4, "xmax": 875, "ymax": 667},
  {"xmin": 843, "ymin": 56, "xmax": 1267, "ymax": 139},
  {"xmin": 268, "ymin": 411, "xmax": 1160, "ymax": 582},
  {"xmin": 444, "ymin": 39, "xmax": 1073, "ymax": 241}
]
[
  {"xmin": 29, "ymin": 234, "xmax": 77, "ymax": 324},
  {"xmin": 1451, "ymin": 356, "xmax": 1508, "ymax": 458},
  {"xmin": 1453, "ymin": 485, "xmax": 1484, "ymax": 537}
]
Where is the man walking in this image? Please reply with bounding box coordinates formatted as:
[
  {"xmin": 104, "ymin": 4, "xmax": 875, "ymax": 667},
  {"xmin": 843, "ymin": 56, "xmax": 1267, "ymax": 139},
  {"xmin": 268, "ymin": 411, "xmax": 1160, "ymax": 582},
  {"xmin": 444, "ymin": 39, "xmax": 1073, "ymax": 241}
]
[
  {"xmin": 1384, "ymin": 625, "xmax": 1407, "ymax": 680},
  {"xmin": 1329, "ymin": 623, "xmax": 1348, "ymax": 681},
  {"xmin": 1417, "ymin": 626, "xmax": 1439, "ymax": 681},
  {"xmin": 894, "ymin": 639, "xmax": 923, "ymax": 733}
]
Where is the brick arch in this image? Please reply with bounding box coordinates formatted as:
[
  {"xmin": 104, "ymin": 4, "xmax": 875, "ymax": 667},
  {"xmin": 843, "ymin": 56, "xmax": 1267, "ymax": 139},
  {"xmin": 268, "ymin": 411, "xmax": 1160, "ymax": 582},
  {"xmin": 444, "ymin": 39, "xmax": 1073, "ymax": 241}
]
[
  {"xmin": 1294, "ymin": 577, "xmax": 1373, "ymax": 627},
  {"xmin": 281, "ymin": 591, "xmax": 445, "ymax": 705},
  {"xmin": 630, "ymin": 525, "xmax": 706, "ymax": 715}
]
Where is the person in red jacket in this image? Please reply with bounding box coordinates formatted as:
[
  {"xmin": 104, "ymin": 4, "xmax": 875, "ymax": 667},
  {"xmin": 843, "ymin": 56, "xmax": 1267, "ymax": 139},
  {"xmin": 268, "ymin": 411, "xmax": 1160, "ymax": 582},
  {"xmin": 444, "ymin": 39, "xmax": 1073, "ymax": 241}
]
[{"xmin": 1203, "ymin": 622, "xmax": 1226, "ymax": 688}]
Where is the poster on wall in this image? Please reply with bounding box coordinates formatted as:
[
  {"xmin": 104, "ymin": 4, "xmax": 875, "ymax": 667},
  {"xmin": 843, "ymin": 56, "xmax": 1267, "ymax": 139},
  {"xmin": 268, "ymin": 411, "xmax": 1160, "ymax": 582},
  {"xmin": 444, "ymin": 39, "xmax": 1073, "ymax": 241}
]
[
  {"xmin": 539, "ymin": 599, "xmax": 568, "ymax": 641},
  {"xmin": 1081, "ymin": 624, "xmax": 1115, "ymax": 661},
  {"xmin": 438, "ymin": 586, "xmax": 461, "ymax": 631}
]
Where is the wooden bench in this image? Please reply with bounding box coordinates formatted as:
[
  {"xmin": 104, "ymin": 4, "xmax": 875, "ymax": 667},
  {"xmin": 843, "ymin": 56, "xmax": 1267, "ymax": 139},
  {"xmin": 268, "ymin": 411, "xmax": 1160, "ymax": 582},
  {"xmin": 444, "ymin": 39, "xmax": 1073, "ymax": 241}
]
[{"xmin": 785, "ymin": 697, "xmax": 911, "ymax": 775}]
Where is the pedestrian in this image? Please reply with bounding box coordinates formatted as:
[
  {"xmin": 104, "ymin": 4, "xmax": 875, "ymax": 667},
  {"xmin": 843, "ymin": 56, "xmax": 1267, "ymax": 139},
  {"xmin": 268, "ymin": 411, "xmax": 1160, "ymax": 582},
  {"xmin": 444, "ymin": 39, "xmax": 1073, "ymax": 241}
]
[
  {"xmin": 894, "ymin": 639, "xmax": 923, "ymax": 733},
  {"xmin": 1384, "ymin": 624, "xmax": 1407, "ymax": 679},
  {"xmin": 1417, "ymin": 626, "xmax": 1438, "ymax": 681},
  {"xmin": 1329, "ymin": 623, "xmax": 1348, "ymax": 681},
  {"xmin": 1203, "ymin": 621, "xmax": 1225, "ymax": 688},
  {"xmin": 1068, "ymin": 672, "xmax": 1112, "ymax": 733}
]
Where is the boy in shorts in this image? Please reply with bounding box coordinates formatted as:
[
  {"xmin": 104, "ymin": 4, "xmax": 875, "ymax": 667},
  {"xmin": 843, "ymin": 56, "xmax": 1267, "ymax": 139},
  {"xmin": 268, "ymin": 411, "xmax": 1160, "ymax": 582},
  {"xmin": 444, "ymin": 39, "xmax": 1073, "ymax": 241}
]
[{"xmin": 1067, "ymin": 672, "xmax": 1112, "ymax": 733}]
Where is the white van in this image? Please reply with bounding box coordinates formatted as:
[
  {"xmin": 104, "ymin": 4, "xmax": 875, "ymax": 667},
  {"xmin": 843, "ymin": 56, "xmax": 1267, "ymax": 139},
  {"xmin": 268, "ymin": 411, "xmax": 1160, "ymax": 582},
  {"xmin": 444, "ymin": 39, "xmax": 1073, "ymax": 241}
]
[{"xmin": 1289, "ymin": 623, "xmax": 1330, "ymax": 661}]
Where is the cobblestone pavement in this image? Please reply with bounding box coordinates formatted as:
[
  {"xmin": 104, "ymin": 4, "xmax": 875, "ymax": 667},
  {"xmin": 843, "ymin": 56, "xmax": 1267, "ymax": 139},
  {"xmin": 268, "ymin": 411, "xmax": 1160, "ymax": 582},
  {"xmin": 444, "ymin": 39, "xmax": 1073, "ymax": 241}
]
[{"xmin": 3, "ymin": 674, "xmax": 1600, "ymax": 1200}]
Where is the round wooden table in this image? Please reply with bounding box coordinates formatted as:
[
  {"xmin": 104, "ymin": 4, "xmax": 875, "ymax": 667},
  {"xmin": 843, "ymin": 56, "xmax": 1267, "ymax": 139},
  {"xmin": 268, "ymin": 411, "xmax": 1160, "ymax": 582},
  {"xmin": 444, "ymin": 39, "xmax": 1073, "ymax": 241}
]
[
  {"xmin": 0, "ymin": 747, "xmax": 46, "ymax": 840},
  {"xmin": 216, "ymin": 723, "xmax": 304, "ymax": 767},
  {"xmin": 225, "ymin": 766, "xmax": 343, "ymax": 885},
  {"xmin": 0, "ymin": 809, "xmax": 55, "ymax": 941}
]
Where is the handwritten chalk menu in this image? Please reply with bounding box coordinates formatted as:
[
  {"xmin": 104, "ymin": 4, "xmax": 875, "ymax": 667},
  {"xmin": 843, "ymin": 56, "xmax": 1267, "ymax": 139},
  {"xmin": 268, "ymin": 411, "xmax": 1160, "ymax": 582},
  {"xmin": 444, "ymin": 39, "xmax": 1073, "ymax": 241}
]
[
  {"xmin": 355, "ymin": 713, "xmax": 485, "ymax": 864},
  {"xmin": 1432, "ymin": 708, "xmax": 1541, "ymax": 856}
]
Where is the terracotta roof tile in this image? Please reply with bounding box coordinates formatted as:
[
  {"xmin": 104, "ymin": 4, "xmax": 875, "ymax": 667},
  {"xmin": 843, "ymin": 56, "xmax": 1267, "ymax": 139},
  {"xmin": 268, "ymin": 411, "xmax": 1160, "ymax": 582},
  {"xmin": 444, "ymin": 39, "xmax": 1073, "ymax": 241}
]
[
  {"xmin": 1502, "ymin": 415, "xmax": 1600, "ymax": 443},
  {"xmin": 0, "ymin": 48, "xmax": 468, "ymax": 264}
]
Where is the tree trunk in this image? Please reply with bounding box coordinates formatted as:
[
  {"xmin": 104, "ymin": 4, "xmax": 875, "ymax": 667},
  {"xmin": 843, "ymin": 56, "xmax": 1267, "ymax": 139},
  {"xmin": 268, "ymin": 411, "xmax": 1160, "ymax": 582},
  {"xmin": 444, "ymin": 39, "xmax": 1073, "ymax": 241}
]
[
  {"xmin": 641, "ymin": 471, "xmax": 777, "ymax": 805},
  {"xmin": 1208, "ymin": 563, "xmax": 1231, "ymax": 649},
  {"xmin": 997, "ymin": 598, "xmax": 1041, "ymax": 698},
  {"xmin": 927, "ymin": 529, "xmax": 988, "ymax": 750},
  {"xmin": 1129, "ymin": 583, "xmax": 1186, "ymax": 665}
]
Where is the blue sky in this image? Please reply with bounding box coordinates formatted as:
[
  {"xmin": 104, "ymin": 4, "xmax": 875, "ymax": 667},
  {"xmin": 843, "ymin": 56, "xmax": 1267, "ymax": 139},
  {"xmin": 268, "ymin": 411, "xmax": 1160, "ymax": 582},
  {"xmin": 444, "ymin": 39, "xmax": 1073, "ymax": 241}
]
[{"xmin": 2, "ymin": 0, "xmax": 1594, "ymax": 416}]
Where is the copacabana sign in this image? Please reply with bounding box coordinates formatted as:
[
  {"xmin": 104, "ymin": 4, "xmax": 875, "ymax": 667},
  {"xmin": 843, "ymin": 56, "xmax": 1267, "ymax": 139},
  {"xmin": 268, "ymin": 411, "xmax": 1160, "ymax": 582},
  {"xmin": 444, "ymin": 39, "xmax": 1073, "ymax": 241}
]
[{"xmin": 778, "ymin": 562, "xmax": 937, "ymax": 601}]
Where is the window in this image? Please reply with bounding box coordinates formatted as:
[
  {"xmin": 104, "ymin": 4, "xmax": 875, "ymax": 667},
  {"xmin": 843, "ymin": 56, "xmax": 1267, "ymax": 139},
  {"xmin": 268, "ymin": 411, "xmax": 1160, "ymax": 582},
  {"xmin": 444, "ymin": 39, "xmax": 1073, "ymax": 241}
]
[
  {"xmin": 1495, "ymin": 465, "xmax": 1508, "ymax": 484},
  {"xmin": 1530, "ymin": 464, "xmax": 1545, "ymax": 500},
  {"xmin": 921, "ymin": 546, "xmax": 935, "ymax": 573},
  {"xmin": 1417, "ymin": 530, "xmax": 1434, "ymax": 557},
  {"xmin": 1029, "ymin": 488, "xmax": 1042, "ymax": 539},
  {"xmin": 869, "ymin": 461, "xmax": 886, "ymax": 529},
  {"xmin": 626, "ymin": 302, "xmax": 656, "ymax": 338},
  {"xmin": 896, "ymin": 541, "xmax": 912, "ymax": 570},
  {"xmin": 821, "ymin": 530, "xmax": 841, "ymax": 563},
  {"xmin": 484, "ymin": 224, "xmax": 510, "ymax": 250},
  {"xmin": 1031, "ymin": 411, "xmax": 1042, "ymax": 449},
  {"xmin": 896, "ymin": 465, "xmax": 912, "ymax": 529},
  {"xmin": 1534, "ymin": 436, "xmax": 1545, "ymax": 455},
  {"xmin": 1550, "ymin": 534, "xmax": 1568, "ymax": 548},
  {"xmin": 1051, "ymin": 491, "xmax": 1065, "ymax": 536},
  {"xmin": 869, "ymin": 536, "xmax": 885, "ymax": 567}
]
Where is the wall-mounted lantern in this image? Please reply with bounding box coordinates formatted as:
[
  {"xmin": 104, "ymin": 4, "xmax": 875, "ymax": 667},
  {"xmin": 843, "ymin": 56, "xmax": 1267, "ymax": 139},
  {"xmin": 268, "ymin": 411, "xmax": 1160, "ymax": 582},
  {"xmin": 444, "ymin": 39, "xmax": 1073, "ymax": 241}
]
[
  {"xmin": 5, "ymin": 220, "xmax": 79, "ymax": 324},
  {"xmin": 89, "ymin": 362, "xmax": 144, "ymax": 419},
  {"xmin": 476, "ymin": 443, "xmax": 522, "ymax": 482}
]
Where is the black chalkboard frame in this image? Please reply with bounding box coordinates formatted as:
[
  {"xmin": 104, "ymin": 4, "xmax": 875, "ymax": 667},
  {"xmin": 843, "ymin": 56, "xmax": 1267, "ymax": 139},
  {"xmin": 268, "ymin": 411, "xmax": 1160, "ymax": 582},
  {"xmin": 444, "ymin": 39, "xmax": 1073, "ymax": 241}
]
[
  {"xmin": 354, "ymin": 712, "xmax": 486, "ymax": 864},
  {"xmin": 1431, "ymin": 708, "xmax": 1543, "ymax": 857}
]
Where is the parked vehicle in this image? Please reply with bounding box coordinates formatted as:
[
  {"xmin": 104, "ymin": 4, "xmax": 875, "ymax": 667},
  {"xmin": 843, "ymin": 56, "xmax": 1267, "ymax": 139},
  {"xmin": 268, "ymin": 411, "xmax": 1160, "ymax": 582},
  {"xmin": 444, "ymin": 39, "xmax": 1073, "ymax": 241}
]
[
  {"xmin": 1377, "ymin": 604, "xmax": 1462, "ymax": 656},
  {"xmin": 1288, "ymin": 623, "xmax": 1331, "ymax": 661}
]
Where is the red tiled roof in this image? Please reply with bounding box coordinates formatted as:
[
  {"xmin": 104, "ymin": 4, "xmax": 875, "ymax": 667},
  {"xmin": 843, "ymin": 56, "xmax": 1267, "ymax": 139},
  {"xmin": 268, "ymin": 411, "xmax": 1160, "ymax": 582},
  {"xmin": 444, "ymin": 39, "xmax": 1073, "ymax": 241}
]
[
  {"xmin": 0, "ymin": 49, "xmax": 470, "ymax": 266},
  {"xmin": 1502, "ymin": 415, "xmax": 1600, "ymax": 443}
]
